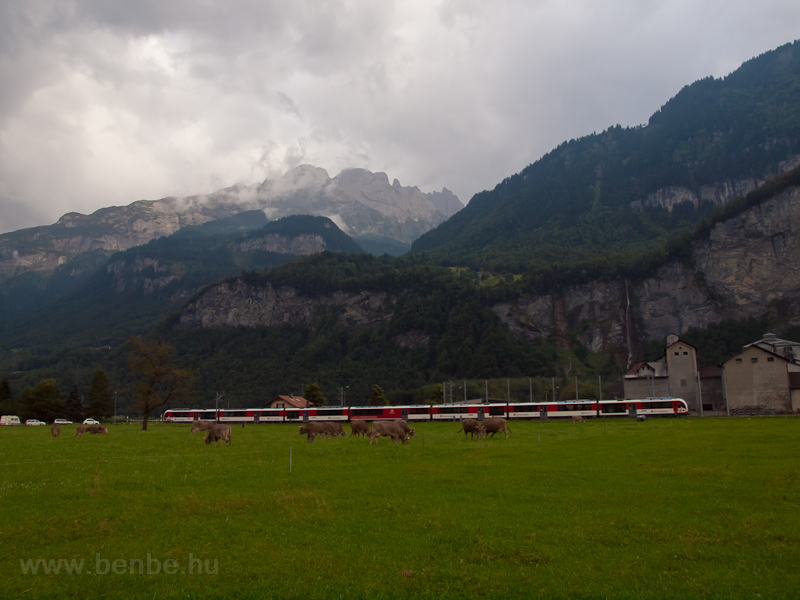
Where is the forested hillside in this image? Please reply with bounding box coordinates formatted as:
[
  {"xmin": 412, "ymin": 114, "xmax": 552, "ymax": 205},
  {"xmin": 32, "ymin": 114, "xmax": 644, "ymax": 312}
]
[{"xmin": 412, "ymin": 41, "xmax": 800, "ymax": 272}]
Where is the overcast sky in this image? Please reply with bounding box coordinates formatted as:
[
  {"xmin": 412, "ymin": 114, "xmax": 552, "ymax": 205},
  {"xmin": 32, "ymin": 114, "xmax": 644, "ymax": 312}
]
[{"xmin": 0, "ymin": 1, "xmax": 798, "ymax": 234}]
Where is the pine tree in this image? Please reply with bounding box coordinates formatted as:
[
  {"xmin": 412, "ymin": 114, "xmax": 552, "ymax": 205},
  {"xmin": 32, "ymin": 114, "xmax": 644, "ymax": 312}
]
[
  {"xmin": 0, "ymin": 378, "xmax": 16, "ymax": 414},
  {"xmin": 65, "ymin": 384, "xmax": 84, "ymax": 422},
  {"xmin": 86, "ymin": 368, "xmax": 113, "ymax": 420}
]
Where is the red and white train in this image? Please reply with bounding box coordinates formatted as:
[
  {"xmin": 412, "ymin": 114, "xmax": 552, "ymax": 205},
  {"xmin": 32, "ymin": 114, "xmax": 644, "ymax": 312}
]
[{"xmin": 162, "ymin": 398, "xmax": 688, "ymax": 424}]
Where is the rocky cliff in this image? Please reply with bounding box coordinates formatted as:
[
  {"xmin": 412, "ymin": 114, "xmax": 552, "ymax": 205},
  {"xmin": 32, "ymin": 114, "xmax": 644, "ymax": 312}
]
[
  {"xmin": 177, "ymin": 279, "xmax": 394, "ymax": 330},
  {"xmin": 494, "ymin": 182, "xmax": 800, "ymax": 362}
]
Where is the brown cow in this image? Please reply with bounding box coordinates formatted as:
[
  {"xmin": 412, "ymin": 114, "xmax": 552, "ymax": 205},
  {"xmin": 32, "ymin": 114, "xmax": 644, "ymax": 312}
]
[
  {"xmin": 479, "ymin": 417, "xmax": 510, "ymax": 439},
  {"xmin": 299, "ymin": 422, "xmax": 330, "ymax": 443},
  {"xmin": 350, "ymin": 420, "xmax": 371, "ymax": 437},
  {"xmin": 88, "ymin": 424, "xmax": 109, "ymax": 434},
  {"xmin": 457, "ymin": 418, "xmax": 482, "ymax": 439},
  {"xmin": 51, "ymin": 424, "xmax": 61, "ymax": 438},
  {"xmin": 394, "ymin": 419, "xmax": 416, "ymax": 438},
  {"xmin": 572, "ymin": 416, "xmax": 585, "ymax": 424},
  {"xmin": 320, "ymin": 422, "xmax": 346, "ymax": 438},
  {"xmin": 205, "ymin": 424, "xmax": 231, "ymax": 446},
  {"xmin": 369, "ymin": 421, "xmax": 409, "ymax": 446},
  {"xmin": 190, "ymin": 420, "xmax": 214, "ymax": 435},
  {"xmin": 74, "ymin": 424, "xmax": 87, "ymax": 437}
]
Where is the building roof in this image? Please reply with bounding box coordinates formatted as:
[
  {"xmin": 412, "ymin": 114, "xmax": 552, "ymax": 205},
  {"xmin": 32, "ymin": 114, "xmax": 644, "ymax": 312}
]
[
  {"xmin": 624, "ymin": 361, "xmax": 668, "ymax": 378},
  {"xmin": 746, "ymin": 333, "xmax": 800, "ymax": 364},
  {"xmin": 271, "ymin": 395, "xmax": 312, "ymax": 408}
]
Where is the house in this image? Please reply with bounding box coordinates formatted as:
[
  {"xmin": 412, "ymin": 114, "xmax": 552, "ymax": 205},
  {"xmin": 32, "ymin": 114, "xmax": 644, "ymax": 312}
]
[
  {"xmin": 268, "ymin": 395, "xmax": 312, "ymax": 409},
  {"xmin": 623, "ymin": 334, "xmax": 701, "ymax": 411},
  {"xmin": 722, "ymin": 333, "xmax": 800, "ymax": 414}
]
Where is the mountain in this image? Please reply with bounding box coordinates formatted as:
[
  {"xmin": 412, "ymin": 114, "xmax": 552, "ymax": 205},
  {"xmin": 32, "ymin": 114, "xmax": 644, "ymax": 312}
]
[
  {"xmin": 412, "ymin": 40, "xmax": 800, "ymax": 271},
  {"xmin": 0, "ymin": 166, "xmax": 460, "ymax": 320},
  {"xmin": 0, "ymin": 214, "xmax": 364, "ymax": 345},
  {"xmin": 0, "ymin": 165, "xmax": 460, "ymax": 282}
]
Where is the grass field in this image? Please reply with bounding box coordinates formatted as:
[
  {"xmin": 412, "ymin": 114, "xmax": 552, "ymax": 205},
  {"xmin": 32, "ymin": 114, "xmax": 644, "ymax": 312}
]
[{"xmin": 1, "ymin": 417, "xmax": 798, "ymax": 599}]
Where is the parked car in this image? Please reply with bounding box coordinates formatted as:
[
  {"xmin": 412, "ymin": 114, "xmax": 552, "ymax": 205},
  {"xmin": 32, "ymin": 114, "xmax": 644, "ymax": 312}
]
[
  {"xmin": 25, "ymin": 419, "xmax": 46, "ymax": 426},
  {"xmin": 54, "ymin": 419, "xmax": 73, "ymax": 425},
  {"xmin": 1, "ymin": 415, "xmax": 21, "ymax": 426},
  {"xmin": 83, "ymin": 418, "xmax": 100, "ymax": 425}
]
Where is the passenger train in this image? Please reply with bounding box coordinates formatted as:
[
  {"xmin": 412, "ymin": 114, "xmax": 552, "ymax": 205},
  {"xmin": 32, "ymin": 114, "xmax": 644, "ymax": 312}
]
[{"xmin": 162, "ymin": 398, "xmax": 688, "ymax": 424}]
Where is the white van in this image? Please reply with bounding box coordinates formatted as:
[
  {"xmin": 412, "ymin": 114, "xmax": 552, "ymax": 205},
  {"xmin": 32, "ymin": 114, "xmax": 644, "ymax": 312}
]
[{"xmin": 1, "ymin": 415, "xmax": 21, "ymax": 426}]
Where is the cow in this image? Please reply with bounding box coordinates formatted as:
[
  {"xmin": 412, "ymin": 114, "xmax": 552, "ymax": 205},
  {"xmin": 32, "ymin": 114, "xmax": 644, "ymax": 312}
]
[
  {"xmin": 88, "ymin": 424, "xmax": 109, "ymax": 434},
  {"xmin": 636, "ymin": 415, "xmax": 647, "ymax": 422},
  {"xmin": 457, "ymin": 418, "xmax": 482, "ymax": 439},
  {"xmin": 298, "ymin": 422, "xmax": 330, "ymax": 443},
  {"xmin": 321, "ymin": 422, "xmax": 346, "ymax": 438},
  {"xmin": 74, "ymin": 424, "xmax": 87, "ymax": 437},
  {"xmin": 190, "ymin": 420, "xmax": 215, "ymax": 435},
  {"xmin": 51, "ymin": 424, "xmax": 61, "ymax": 438},
  {"xmin": 394, "ymin": 419, "xmax": 416, "ymax": 438},
  {"xmin": 350, "ymin": 420, "xmax": 371, "ymax": 437},
  {"xmin": 369, "ymin": 421, "xmax": 409, "ymax": 446},
  {"xmin": 572, "ymin": 416, "xmax": 585, "ymax": 424},
  {"xmin": 479, "ymin": 417, "xmax": 510, "ymax": 439},
  {"xmin": 205, "ymin": 424, "xmax": 232, "ymax": 446}
]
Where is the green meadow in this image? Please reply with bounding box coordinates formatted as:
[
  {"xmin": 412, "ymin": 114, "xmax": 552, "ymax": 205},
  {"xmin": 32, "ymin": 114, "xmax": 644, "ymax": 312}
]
[{"xmin": 1, "ymin": 417, "xmax": 798, "ymax": 599}]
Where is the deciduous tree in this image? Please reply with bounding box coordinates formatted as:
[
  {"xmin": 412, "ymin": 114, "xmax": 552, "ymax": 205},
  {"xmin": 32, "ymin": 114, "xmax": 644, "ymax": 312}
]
[
  {"xmin": 369, "ymin": 384, "xmax": 387, "ymax": 406},
  {"xmin": 304, "ymin": 383, "xmax": 326, "ymax": 407},
  {"xmin": 127, "ymin": 336, "xmax": 193, "ymax": 430}
]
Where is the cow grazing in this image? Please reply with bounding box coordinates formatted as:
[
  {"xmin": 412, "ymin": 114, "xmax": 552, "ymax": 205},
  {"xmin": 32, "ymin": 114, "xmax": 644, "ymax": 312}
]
[
  {"xmin": 636, "ymin": 415, "xmax": 647, "ymax": 422},
  {"xmin": 457, "ymin": 418, "xmax": 482, "ymax": 439},
  {"xmin": 87, "ymin": 424, "xmax": 109, "ymax": 434},
  {"xmin": 321, "ymin": 422, "xmax": 346, "ymax": 438},
  {"xmin": 74, "ymin": 424, "xmax": 87, "ymax": 437},
  {"xmin": 51, "ymin": 424, "xmax": 61, "ymax": 438},
  {"xmin": 480, "ymin": 417, "xmax": 510, "ymax": 439},
  {"xmin": 205, "ymin": 424, "xmax": 232, "ymax": 446},
  {"xmin": 190, "ymin": 420, "xmax": 214, "ymax": 435},
  {"xmin": 350, "ymin": 420, "xmax": 371, "ymax": 437},
  {"xmin": 572, "ymin": 416, "xmax": 585, "ymax": 424},
  {"xmin": 369, "ymin": 421, "xmax": 409, "ymax": 446},
  {"xmin": 298, "ymin": 422, "xmax": 330, "ymax": 443},
  {"xmin": 394, "ymin": 419, "xmax": 416, "ymax": 438}
]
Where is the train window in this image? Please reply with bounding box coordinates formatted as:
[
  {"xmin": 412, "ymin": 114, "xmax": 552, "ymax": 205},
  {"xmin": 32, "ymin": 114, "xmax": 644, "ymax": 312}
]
[
  {"xmin": 601, "ymin": 403, "xmax": 627, "ymax": 414},
  {"xmin": 409, "ymin": 407, "xmax": 429, "ymax": 415},
  {"xmin": 286, "ymin": 410, "xmax": 299, "ymax": 419}
]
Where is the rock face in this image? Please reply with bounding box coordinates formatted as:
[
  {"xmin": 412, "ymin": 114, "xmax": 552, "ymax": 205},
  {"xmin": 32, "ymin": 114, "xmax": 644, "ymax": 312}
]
[
  {"xmin": 177, "ymin": 280, "xmax": 394, "ymax": 330},
  {"xmin": 494, "ymin": 184, "xmax": 800, "ymax": 362},
  {"xmin": 0, "ymin": 166, "xmax": 463, "ymax": 281}
]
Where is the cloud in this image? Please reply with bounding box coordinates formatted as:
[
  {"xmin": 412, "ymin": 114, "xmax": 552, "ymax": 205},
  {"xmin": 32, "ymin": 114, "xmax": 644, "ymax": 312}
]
[{"xmin": 0, "ymin": 0, "xmax": 799, "ymax": 233}]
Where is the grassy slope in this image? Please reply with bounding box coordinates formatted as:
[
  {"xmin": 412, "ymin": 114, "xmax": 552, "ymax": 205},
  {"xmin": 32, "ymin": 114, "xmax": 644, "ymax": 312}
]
[{"xmin": 1, "ymin": 417, "xmax": 798, "ymax": 599}]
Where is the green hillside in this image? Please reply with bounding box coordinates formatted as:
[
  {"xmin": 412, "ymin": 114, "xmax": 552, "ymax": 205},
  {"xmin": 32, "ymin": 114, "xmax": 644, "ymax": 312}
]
[{"xmin": 412, "ymin": 40, "xmax": 800, "ymax": 271}]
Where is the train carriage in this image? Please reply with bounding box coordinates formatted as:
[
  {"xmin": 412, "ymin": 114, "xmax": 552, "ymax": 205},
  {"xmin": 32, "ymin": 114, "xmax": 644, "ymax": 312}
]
[{"xmin": 163, "ymin": 397, "xmax": 688, "ymax": 424}]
